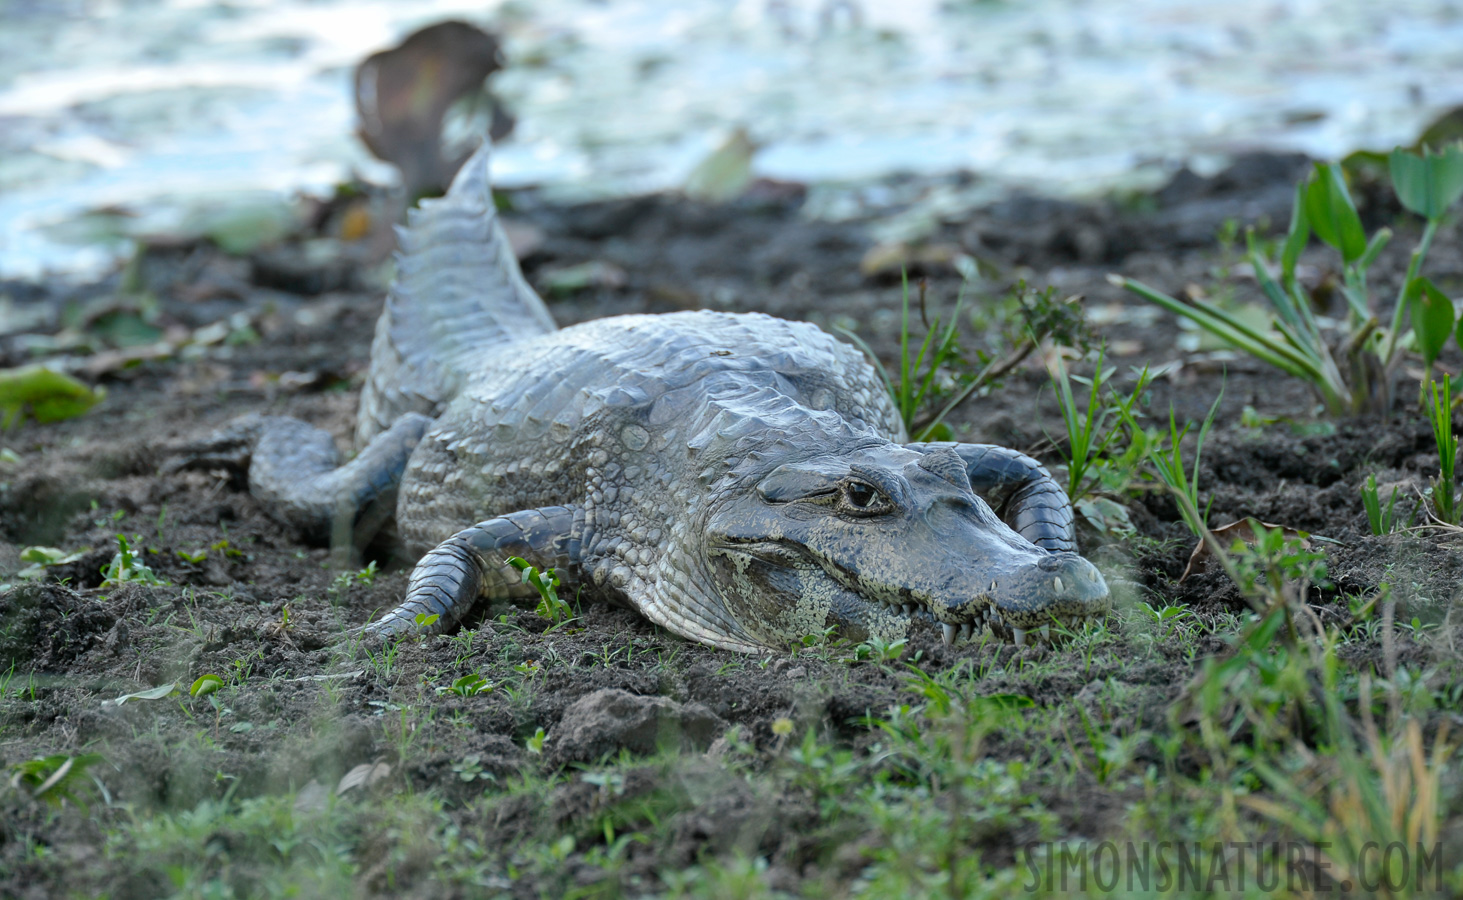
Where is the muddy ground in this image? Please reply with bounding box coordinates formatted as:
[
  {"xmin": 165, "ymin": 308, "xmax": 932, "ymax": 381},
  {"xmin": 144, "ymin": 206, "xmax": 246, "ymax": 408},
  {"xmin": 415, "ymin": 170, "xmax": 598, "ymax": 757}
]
[{"xmin": 1, "ymin": 152, "xmax": 1462, "ymax": 898}]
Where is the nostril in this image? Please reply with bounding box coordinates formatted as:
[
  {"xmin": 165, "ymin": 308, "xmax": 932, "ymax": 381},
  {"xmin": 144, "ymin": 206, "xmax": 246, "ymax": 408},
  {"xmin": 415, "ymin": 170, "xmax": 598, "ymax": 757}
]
[{"xmin": 1036, "ymin": 554, "xmax": 1067, "ymax": 571}]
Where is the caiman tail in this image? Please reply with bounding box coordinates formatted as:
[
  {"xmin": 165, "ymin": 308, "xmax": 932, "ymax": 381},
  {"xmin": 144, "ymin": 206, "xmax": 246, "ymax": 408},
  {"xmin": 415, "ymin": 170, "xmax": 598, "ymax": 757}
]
[{"xmin": 355, "ymin": 141, "xmax": 558, "ymax": 447}]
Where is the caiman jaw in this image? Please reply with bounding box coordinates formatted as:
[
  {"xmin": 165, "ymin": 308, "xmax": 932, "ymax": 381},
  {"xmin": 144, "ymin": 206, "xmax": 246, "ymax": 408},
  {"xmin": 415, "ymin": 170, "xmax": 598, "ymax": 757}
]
[{"xmin": 868, "ymin": 552, "xmax": 1111, "ymax": 647}]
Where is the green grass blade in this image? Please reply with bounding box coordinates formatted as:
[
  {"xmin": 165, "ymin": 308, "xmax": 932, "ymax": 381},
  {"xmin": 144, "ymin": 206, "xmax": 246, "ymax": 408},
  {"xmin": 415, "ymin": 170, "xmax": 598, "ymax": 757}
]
[{"xmin": 1113, "ymin": 276, "xmax": 1323, "ymax": 377}]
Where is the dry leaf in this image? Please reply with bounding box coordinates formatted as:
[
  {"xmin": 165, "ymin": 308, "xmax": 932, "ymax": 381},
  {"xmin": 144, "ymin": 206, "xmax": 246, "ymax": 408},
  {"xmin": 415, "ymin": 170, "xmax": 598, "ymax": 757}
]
[
  {"xmin": 293, "ymin": 779, "xmax": 328, "ymax": 814},
  {"xmin": 355, "ymin": 21, "xmax": 509, "ymax": 198},
  {"xmin": 1179, "ymin": 519, "xmax": 1310, "ymax": 581},
  {"xmin": 337, "ymin": 761, "xmax": 391, "ymax": 794}
]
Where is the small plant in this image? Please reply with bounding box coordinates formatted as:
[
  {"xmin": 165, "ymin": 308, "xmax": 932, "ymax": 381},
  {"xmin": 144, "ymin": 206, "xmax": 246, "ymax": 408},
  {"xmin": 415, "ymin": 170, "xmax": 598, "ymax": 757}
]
[
  {"xmin": 15, "ymin": 545, "xmax": 88, "ymax": 580},
  {"xmin": 91, "ymin": 506, "xmax": 125, "ymax": 528},
  {"xmin": 329, "ymin": 561, "xmax": 378, "ymax": 605},
  {"xmin": 1229, "ymin": 521, "xmax": 1329, "ymax": 617},
  {"xmin": 1074, "ymin": 707, "xmax": 1145, "ymax": 786},
  {"xmin": 1049, "ymin": 348, "xmax": 1153, "ymax": 502},
  {"xmin": 874, "ymin": 273, "xmax": 965, "ymax": 438},
  {"xmin": 191, "ymin": 674, "xmax": 228, "ymax": 738},
  {"xmin": 100, "ymin": 534, "xmax": 166, "ymax": 587},
  {"xmin": 841, "ymin": 277, "xmax": 1085, "ymax": 440},
  {"xmin": 1427, "ymin": 374, "xmax": 1458, "ymax": 525},
  {"xmin": 360, "ymin": 636, "xmax": 402, "ymax": 682},
  {"xmin": 506, "ymin": 557, "xmax": 571, "ymax": 625},
  {"xmin": 1142, "ymin": 603, "xmax": 1194, "ymax": 642},
  {"xmin": 447, "ymin": 673, "xmax": 493, "ymax": 697},
  {"xmin": 452, "ymin": 754, "xmax": 493, "ymax": 783},
  {"xmin": 525, "ymin": 727, "xmax": 548, "ymax": 756},
  {"xmin": 209, "ymin": 539, "xmax": 245, "ymax": 559},
  {"xmin": 1128, "ymin": 390, "xmax": 1222, "ymax": 539},
  {"xmin": 329, "ymin": 571, "xmax": 352, "ymax": 606},
  {"xmin": 190, "ymin": 674, "xmax": 223, "ymax": 698},
  {"xmin": 1360, "ymin": 474, "xmax": 1407, "ymax": 535},
  {"xmin": 1113, "ymin": 146, "xmax": 1463, "ymax": 416},
  {"xmin": 355, "ymin": 560, "xmax": 379, "ymax": 586},
  {"xmin": 853, "ymin": 634, "xmax": 909, "ymax": 663},
  {"xmin": 798, "ymin": 625, "xmax": 839, "ymax": 650},
  {"xmin": 8, "ymin": 753, "xmax": 105, "ymax": 810}
]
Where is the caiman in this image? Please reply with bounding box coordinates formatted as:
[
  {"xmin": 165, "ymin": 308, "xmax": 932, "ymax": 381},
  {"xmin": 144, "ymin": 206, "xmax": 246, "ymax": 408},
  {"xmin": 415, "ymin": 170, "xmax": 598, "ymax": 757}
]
[{"xmin": 175, "ymin": 143, "xmax": 1110, "ymax": 653}]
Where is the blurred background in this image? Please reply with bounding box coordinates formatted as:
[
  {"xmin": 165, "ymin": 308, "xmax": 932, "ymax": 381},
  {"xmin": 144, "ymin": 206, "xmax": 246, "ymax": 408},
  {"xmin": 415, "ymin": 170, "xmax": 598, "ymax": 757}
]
[{"xmin": 4, "ymin": 0, "xmax": 1463, "ymax": 280}]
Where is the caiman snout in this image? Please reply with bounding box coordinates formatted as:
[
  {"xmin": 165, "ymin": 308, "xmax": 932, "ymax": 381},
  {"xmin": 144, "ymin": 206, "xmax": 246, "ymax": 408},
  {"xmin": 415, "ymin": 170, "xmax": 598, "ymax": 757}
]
[{"xmin": 938, "ymin": 551, "xmax": 1110, "ymax": 647}]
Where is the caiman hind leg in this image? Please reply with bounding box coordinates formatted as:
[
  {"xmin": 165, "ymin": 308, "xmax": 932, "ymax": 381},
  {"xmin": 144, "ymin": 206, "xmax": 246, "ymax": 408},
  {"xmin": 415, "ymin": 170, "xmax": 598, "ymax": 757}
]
[
  {"xmin": 365, "ymin": 505, "xmax": 582, "ymax": 640},
  {"xmin": 167, "ymin": 413, "xmax": 432, "ymax": 549},
  {"xmin": 905, "ymin": 441, "xmax": 1074, "ymax": 551}
]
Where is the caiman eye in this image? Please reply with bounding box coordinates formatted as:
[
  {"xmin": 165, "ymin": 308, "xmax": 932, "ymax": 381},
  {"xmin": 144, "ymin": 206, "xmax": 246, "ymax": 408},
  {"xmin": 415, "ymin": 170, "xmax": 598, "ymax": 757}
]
[{"xmin": 841, "ymin": 479, "xmax": 890, "ymax": 515}]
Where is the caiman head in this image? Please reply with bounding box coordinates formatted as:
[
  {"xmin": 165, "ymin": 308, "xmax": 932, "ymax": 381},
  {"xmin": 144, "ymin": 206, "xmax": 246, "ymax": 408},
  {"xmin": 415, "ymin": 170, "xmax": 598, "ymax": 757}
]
[{"xmin": 704, "ymin": 442, "xmax": 1110, "ymax": 648}]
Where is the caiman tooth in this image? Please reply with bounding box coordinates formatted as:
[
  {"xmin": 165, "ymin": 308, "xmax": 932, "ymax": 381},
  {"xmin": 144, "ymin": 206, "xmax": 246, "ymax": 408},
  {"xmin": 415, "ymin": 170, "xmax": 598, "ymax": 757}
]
[
  {"xmin": 903, "ymin": 603, "xmax": 916, "ymax": 616},
  {"xmin": 942, "ymin": 623, "xmax": 956, "ymax": 647},
  {"xmin": 1040, "ymin": 624, "xmax": 1051, "ymax": 642},
  {"xmin": 959, "ymin": 622, "xmax": 972, "ymax": 640},
  {"xmin": 1053, "ymin": 576, "xmax": 1064, "ymax": 593},
  {"xmin": 1012, "ymin": 627, "xmax": 1027, "ymax": 647}
]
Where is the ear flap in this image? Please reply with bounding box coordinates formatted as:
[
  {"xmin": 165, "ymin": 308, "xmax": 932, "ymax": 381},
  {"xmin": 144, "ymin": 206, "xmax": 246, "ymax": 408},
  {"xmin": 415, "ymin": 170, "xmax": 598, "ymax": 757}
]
[{"xmin": 756, "ymin": 460, "xmax": 846, "ymax": 502}]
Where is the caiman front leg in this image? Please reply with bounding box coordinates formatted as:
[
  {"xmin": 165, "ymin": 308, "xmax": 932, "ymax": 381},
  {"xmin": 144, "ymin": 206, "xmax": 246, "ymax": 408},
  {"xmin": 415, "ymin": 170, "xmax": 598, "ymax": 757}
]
[
  {"xmin": 905, "ymin": 442, "xmax": 1075, "ymax": 551},
  {"xmin": 167, "ymin": 413, "xmax": 432, "ymax": 549},
  {"xmin": 365, "ymin": 505, "xmax": 582, "ymax": 640}
]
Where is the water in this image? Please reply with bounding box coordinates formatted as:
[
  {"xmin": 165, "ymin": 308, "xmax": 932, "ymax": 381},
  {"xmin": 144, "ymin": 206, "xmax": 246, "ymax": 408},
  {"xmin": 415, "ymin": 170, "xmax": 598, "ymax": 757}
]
[{"xmin": 4, "ymin": 0, "xmax": 1463, "ymax": 279}]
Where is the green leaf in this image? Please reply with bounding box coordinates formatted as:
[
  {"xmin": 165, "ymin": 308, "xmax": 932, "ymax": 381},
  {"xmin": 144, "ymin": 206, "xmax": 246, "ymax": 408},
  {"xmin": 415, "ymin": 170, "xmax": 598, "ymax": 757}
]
[
  {"xmin": 979, "ymin": 693, "xmax": 1036, "ymax": 709},
  {"xmin": 0, "ymin": 365, "xmax": 104, "ymax": 429},
  {"xmin": 1280, "ymin": 181, "xmax": 1310, "ymax": 282},
  {"xmin": 8, "ymin": 753, "xmax": 105, "ymax": 810},
  {"xmin": 1304, "ymin": 164, "xmax": 1367, "ymax": 263},
  {"xmin": 1389, "ymin": 144, "xmax": 1463, "ymax": 221},
  {"xmin": 189, "ymin": 674, "xmax": 224, "ymax": 698},
  {"xmin": 112, "ymin": 682, "xmax": 179, "ymax": 705},
  {"xmin": 449, "ymin": 673, "xmax": 492, "ymax": 696},
  {"xmin": 1408, "ymin": 277, "xmax": 1456, "ymax": 366},
  {"xmin": 20, "ymin": 546, "xmax": 81, "ymax": 566}
]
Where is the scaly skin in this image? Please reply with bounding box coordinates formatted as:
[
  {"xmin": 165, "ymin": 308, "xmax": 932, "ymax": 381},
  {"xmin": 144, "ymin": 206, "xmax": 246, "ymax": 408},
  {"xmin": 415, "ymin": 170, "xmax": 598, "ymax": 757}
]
[{"xmin": 174, "ymin": 143, "xmax": 1109, "ymax": 652}]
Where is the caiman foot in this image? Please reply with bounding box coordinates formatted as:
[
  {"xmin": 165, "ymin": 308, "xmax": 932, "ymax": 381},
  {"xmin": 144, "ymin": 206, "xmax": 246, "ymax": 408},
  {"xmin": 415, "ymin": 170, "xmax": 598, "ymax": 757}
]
[{"xmin": 362, "ymin": 506, "xmax": 581, "ymax": 642}]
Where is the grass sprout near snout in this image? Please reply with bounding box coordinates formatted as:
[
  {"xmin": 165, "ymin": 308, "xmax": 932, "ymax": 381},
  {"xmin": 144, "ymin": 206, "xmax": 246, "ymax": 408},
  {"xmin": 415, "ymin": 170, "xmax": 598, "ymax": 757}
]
[
  {"xmin": 1048, "ymin": 346, "xmax": 1153, "ymax": 503},
  {"xmin": 840, "ymin": 274, "xmax": 1088, "ymax": 441},
  {"xmin": 1123, "ymin": 387, "xmax": 1222, "ymax": 540}
]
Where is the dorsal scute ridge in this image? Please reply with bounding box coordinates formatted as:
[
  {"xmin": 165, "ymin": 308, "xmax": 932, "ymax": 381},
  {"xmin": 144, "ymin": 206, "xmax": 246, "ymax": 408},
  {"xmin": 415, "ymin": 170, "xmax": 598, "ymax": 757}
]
[{"xmin": 355, "ymin": 141, "xmax": 559, "ymax": 448}]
